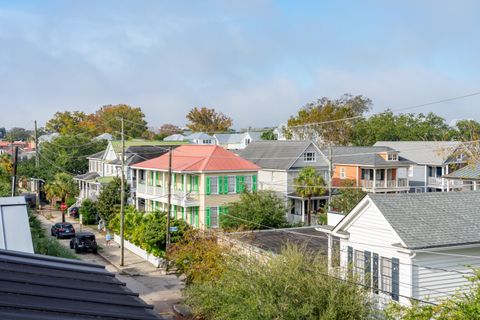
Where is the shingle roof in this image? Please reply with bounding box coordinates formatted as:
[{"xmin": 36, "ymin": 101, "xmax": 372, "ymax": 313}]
[
  {"xmin": 131, "ymin": 145, "xmax": 260, "ymax": 172},
  {"xmin": 87, "ymin": 150, "xmax": 105, "ymax": 159},
  {"xmin": 74, "ymin": 172, "xmax": 100, "ymax": 181},
  {"xmin": 239, "ymin": 140, "xmax": 323, "ymax": 170},
  {"xmin": 326, "ymin": 146, "xmax": 413, "ymax": 167},
  {"xmin": 227, "ymin": 226, "xmax": 328, "ymax": 255},
  {"xmin": 125, "ymin": 146, "xmax": 170, "ymax": 166},
  {"xmin": 368, "ymin": 191, "xmax": 480, "ymax": 249},
  {"xmin": 374, "ymin": 141, "xmax": 461, "ymax": 165},
  {"xmin": 444, "ymin": 162, "xmax": 480, "ymax": 180},
  {"xmin": 0, "ymin": 249, "xmax": 161, "ymax": 320}
]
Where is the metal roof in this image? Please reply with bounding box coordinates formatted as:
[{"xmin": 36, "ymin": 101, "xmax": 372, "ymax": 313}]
[
  {"xmin": 374, "ymin": 141, "xmax": 461, "ymax": 165},
  {"xmin": 0, "ymin": 249, "xmax": 162, "ymax": 320},
  {"xmin": 368, "ymin": 191, "xmax": 480, "ymax": 249},
  {"xmin": 163, "ymin": 134, "xmax": 185, "ymax": 141}
]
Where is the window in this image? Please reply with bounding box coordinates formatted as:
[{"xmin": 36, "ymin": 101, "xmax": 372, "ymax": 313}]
[
  {"xmin": 387, "ymin": 153, "xmax": 398, "ymax": 161},
  {"xmin": 457, "ymin": 153, "xmax": 464, "ymax": 161},
  {"xmin": 210, "ymin": 177, "xmax": 218, "ymax": 194},
  {"xmin": 340, "ymin": 167, "xmax": 346, "ymax": 179},
  {"xmin": 303, "ymin": 152, "xmax": 316, "ymax": 162},
  {"xmin": 381, "ymin": 257, "xmax": 392, "ymax": 293},
  {"xmin": 210, "ymin": 207, "xmax": 218, "ymax": 228},
  {"xmin": 228, "ymin": 176, "xmax": 236, "ymax": 193},
  {"xmin": 244, "ymin": 176, "xmax": 253, "ymax": 191},
  {"xmin": 408, "ymin": 165, "xmax": 414, "ymax": 177},
  {"xmin": 354, "ymin": 250, "xmax": 365, "ymax": 279},
  {"xmin": 245, "ymin": 138, "xmax": 251, "ymax": 145},
  {"xmin": 203, "ymin": 139, "xmax": 211, "ymax": 144}
]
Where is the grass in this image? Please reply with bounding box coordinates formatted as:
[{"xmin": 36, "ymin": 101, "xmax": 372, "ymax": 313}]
[{"xmin": 29, "ymin": 212, "xmax": 79, "ymax": 260}]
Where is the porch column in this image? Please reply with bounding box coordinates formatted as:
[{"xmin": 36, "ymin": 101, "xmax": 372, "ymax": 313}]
[
  {"xmin": 474, "ymin": 181, "xmax": 477, "ymax": 191},
  {"xmin": 384, "ymin": 169, "xmax": 387, "ymax": 188},
  {"xmin": 327, "ymin": 235, "xmax": 333, "ymax": 270},
  {"xmin": 162, "ymin": 172, "xmax": 166, "ymax": 195},
  {"xmin": 446, "ymin": 179, "xmax": 450, "ymax": 192},
  {"xmin": 301, "ymin": 199, "xmax": 305, "ymax": 223},
  {"xmin": 183, "ymin": 174, "xmax": 187, "ymax": 197},
  {"xmin": 373, "ymin": 169, "xmax": 376, "ymax": 193},
  {"xmin": 153, "ymin": 171, "xmax": 157, "ymax": 195}
]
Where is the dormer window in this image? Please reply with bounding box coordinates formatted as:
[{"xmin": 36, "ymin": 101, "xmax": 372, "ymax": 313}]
[
  {"xmin": 304, "ymin": 152, "xmax": 316, "ymax": 162},
  {"xmin": 245, "ymin": 138, "xmax": 251, "ymax": 145},
  {"xmin": 387, "ymin": 154, "xmax": 398, "ymax": 161},
  {"xmin": 456, "ymin": 153, "xmax": 464, "ymax": 161}
]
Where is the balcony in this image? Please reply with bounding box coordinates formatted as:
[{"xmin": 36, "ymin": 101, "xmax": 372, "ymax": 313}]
[
  {"xmin": 360, "ymin": 178, "xmax": 408, "ymax": 191},
  {"xmin": 136, "ymin": 182, "xmax": 200, "ymax": 205},
  {"xmin": 428, "ymin": 177, "xmax": 463, "ymax": 189}
]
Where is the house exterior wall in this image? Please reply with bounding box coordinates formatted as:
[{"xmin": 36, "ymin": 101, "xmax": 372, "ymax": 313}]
[
  {"xmin": 257, "ymin": 170, "xmax": 288, "ymax": 196},
  {"xmin": 412, "ymin": 248, "xmax": 480, "ymax": 303},
  {"xmin": 332, "ymin": 165, "xmax": 359, "ymax": 186},
  {"xmin": 290, "ymin": 144, "xmax": 329, "ymax": 168}
]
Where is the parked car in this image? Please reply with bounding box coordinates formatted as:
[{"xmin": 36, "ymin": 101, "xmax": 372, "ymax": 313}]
[
  {"xmin": 69, "ymin": 232, "xmax": 98, "ymax": 254},
  {"xmin": 50, "ymin": 223, "xmax": 75, "ymax": 239},
  {"xmin": 69, "ymin": 207, "xmax": 79, "ymax": 219}
]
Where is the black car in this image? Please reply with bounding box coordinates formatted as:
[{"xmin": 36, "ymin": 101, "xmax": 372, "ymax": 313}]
[
  {"xmin": 50, "ymin": 223, "xmax": 75, "ymax": 239},
  {"xmin": 70, "ymin": 232, "xmax": 98, "ymax": 254},
  {"xmin": 69, "ymin": 207, "xmax": 79, "ymax": 219}
]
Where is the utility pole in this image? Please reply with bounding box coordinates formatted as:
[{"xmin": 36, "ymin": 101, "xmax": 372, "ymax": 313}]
[
  {"xmin": 166, "ymin": 146, "xmax": 173, "ymax": 250},
  {"xmin": 34, "ymin": 120, "xmax": 40, "ymax": 209},
  {"xmin": 11, "ymin": 146, "xmax": 18, "ymax": 196},
  {"xmin": 120, "ymin": 118, "xmax": 126, "ymax": 267},
  {"xmin": 328, "ymin": 145, "xmax": 333, "ymax": 211}
]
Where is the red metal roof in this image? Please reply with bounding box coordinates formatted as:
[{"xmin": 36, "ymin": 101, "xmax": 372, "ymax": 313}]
[{"xmin": 132, "ymin": 145, "xmax": 260, "ymax": 172}]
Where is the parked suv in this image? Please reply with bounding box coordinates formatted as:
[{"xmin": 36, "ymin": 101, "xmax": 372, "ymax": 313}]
[
  {"xmin": 51, "ymin": 223, "xmax": 75, "ymax": 239},
  {"xmin": 69, "ymin": 232, "xmax": 98, "ymax": 254}
]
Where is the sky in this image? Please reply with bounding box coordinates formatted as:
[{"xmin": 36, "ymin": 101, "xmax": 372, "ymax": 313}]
[{"xmin": 1, "ymin": 0, "xmax": 480, "ymax": 131}]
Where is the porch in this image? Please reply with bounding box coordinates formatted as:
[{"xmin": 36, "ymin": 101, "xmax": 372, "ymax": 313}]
[
  {"xmin": 287, "ymin": 193, "xmax": 329, "ymax": 224},
  {"xmin": 359, "ymin": 167, "xmax": 409, "ymax": 193}
]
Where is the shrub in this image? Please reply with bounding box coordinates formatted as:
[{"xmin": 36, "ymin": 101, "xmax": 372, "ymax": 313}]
[{"xmin": 80, "ymin": 199, "xmax": 97, "ymax": 225}]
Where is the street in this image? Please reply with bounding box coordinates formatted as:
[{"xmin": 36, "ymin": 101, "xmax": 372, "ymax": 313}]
[{"xmin": 37, "ymin": 209, "xmax": 185, "ymax": 320}]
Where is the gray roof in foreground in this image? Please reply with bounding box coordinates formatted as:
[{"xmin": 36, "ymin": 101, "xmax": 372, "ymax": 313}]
[
  {"xmin": 0, "ymin": 249, "xmax": 161, "ymax": 320},
  {"xmin": 239, "ymin": 140, "xmax": 324, "ymax": 170},
  {"xmin": 374, "ymin": 141, "xmax": 461, "ymax": 166},
  {"xmin": 325, "ymin": 146, "xmax": 414, "ymax": 167},
  {"xmin": 369, "ymin": 191, "xmax": 480, "ymax": 249}
]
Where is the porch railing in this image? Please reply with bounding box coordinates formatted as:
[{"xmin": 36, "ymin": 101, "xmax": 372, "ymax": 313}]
[{"xmin": 360, "ymin": 178, "xmax": 408, "ymax": 189}]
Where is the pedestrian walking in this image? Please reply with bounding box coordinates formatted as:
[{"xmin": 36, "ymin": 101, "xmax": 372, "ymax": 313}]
[{"xmin": 105, "ymin": 231, "xmax": 112, "ymax": 247}]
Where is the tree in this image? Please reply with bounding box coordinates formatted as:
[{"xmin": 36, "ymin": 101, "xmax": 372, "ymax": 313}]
[
  {"xmin": 220, "ymin": 191, "xmax": 288, "ymax": 231},
  {"xmin": 186, "ymin": 245, "xmax": 372, "ymax": 320},
  {"xmin": 385, "ymin": 269, "xmax": 480, "ymax": 320},
  {"xmin": 294, "ymin": 167, "xmax": 326, "ymax": 225},
  {"xmin": 5, "ymin": 127, "xmax": 32, "ymax": 141},
  {"xmin": 0, "ymin": 127, "xmax": 6, "ymax": 139},
  {"xmin": 97, "ymin": 177, "xmax": 129, "ymax": 224},
  {"xmin": 450, "ymin": 119, "xmax": 480, "ymax": 142},
  {"xmin": 186, "ymin": 107, "xmax": 232, "ymax": 133},
  {"xmin": 158, "ymin": 123, "xmax": 182, "ymax": 136},
  {"xmin": 330, "ymin": 180, "xmax": 367, "ymax": 213},
  {"xmin": 45, "ymin": 111, "xmax": 98, "ymax": 136},
  {"xmin": 96, "ymin": 104, "xmax": 147, "ymax": 138},
  {"xmin": 261, "ymin": 129, "xmax": 277, "ymax": 140},
  {"xmin": 286, "ymin": 94, "xmax": 372, "ymax": 146},
  {"xmin": 79, "ymin": 199, "xmax": 98, "ymax": 225},
  {"xmin": 44, "ymin": 173, "xmax": 77, "ymax": 222}
]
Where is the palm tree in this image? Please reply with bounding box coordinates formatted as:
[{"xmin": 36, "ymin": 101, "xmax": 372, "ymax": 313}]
[
  {"xmin": 45, "ymin": 173, "xmax": 77, "ymax": 222},
  {"xmin": 294, "ymin": 167, "xmax": 326, "ymax": 225}
]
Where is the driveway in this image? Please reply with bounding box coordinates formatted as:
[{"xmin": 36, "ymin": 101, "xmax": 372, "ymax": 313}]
[{"xmin": 37, "ymin": 209, "xmax": 185, "ymax": 320}]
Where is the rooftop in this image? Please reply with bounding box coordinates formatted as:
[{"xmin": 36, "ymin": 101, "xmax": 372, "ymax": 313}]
[
  {"xmin": 374, "ymin": 141, "xmax": 461, "ymax": 165},
  {"xmin": 326, "ymin": 146, "xmax": 413, "ymax": 167},
  {"xmin": 0, "ymin": 249, "xmax": 161, "ymax": 319},
  {"xmin": 110, "ymin": 140, "xmax": 186, "ymax": 154},
  {"xmin": 132, "ymin": 145, "xmax": 260, "ymax": 172},
  {"xmin": 443, "ymin": 162, "xmax": 480, "ymax": 180}
]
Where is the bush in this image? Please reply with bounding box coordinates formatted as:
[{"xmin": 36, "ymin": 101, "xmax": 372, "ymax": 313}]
[
  {"xmin": 185, "ymin": 245, "xmax": 372, "ymax": 319},
  {"xmin": 80, "ymin": 199, "xmax": 97, "ymax": 225},
  {"xmin": 66, "ymin": 197, "xmax": 76, "ymax": 208},
  {"xmin": 109, "ymin": 206, "xmax": 190, "ymax": 257}
]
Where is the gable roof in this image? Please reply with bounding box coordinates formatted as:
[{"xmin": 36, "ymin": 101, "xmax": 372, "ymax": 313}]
[
  {"xmin": 239, "ymin": 140, "xmax": 326, "ymax": 170},
  {"xmin": 132, "ymin": 145, "xmax": 260, "ymax": 172},
  {"xmin": 444, "ymin": 162, "xmax": 480, "ymax": 180},
  {"xmin": 365, "ymin": 192, "xmax": 480, "ymax": 249},
  {"xmin": 87, "ymin": 150, "xmax": 105, "ymax": 160},
  {"xmin": 325, "ymin": 146, "xmax": 413, "ymax": 167},
  {"xmin": 184, "ymin": 132, "xmax": 214, "ymax": 141},
  {"xmin": 110, "ymin": 140, "xmax": 185, "ymax": 154},
  {"xmin": 0, "ymin": 249, "xmax": 161, "ymax": 320},
  {"xmin": 163, "ymin": 134, "xmax": 185, "ymax": 141},
  {"xmin": 214, "ymin": 133, "xmax": 243, "ymax": 144},
  {"xmin": 125, "ymin": 146, "xmax": 169, "ymax": 166},
  {"xmin": 374, "ymin": 141, "xmax": 461, "ymax": 166}
]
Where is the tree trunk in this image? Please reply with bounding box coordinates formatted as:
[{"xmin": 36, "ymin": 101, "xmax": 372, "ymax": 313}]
[
  {"xmin": 307, "ymin": 196, "xmax": 312, "ymax": 226},
  {"xmin": 61, "ymin": 197, "xmax": 66, "ymax": 223}
]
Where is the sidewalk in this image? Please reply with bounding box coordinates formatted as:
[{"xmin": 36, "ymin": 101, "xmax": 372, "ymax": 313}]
[{"xmin": 37, "ymin": 209, "xmax": 185, "ymax": 320}]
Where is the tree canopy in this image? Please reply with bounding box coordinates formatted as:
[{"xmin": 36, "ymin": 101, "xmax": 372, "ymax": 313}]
[
  {"xmin": 261, "ymin": 129, "xmax": 277, "ymax": 140},
  {"xmin": 186, "ymin": 107, "xmax": 232, "ymax": 133},
  {"xmin": 97, "ymin": 177, "xmax": 129, "ymax": 224},
  {"xmin": 286, "ymin": 94, "xmax": 372, "ymax": 146},
  {"xmin": 220, "ymin": 191, "xmax": 288, "ymax": 231},
  {"xmin": 5, "ymin": 127, "xmax": 32, "ymax": 141},
  {"xmin": 95, "ymin": 104, "xmax": 148, "ymax": 138},
  {"xmin": 330, "ymin": 180, "xmax": 367, "ymax": 214},
  {"xmin": 294, "ymin": 167, "xmax": 327, "ymax": 225},
  {"xmin": 45, "ymin": 111, "xmax": 98, "ymax": 136},
  {"xmin": 155, "ymin": 123, "xmax": 183, "ymax": 140}
]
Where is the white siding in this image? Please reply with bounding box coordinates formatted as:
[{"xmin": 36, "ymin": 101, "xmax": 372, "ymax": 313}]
[
  {"xmin": 258, "ymin": 170, "xmax": 288, "ymax": 196},
  {"xmin": 291, "ymin": 144, "xmax": 329, "ymax": 168},
  {"xmin": 412, "ymin": 248, "xmax": 480, "ymax": 303}
]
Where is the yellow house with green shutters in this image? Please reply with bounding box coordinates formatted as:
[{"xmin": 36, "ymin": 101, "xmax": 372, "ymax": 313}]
[{"xmin": 131, "ymin": 145, "xmax": 260, "ymax": 230}]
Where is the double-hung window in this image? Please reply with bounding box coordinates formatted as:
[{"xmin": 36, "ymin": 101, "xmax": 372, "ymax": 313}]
[
  {"xmin": 210, "ymin": 177, "xmax": 218, "ymax": 194},
  {"xmin": 244, "ymin": 176, "xmax": 253, "ymax": 191},
  {"xmin": 381, "ymin": 257, "xmax": 392, "ymax": 294},
  {"xmin": 387, "ymin": 154, "xmax": 398, "ymax": 161},
  {"xmin": 303, "ymin": 152, "xmax": 316, "ymax": 162},
  {"xmin": 354, "ymin": 250, "xmax": 365, "ymax": 280},
  {"xmin": 228, "ymin": 176, "xmax": 236, "ymax": 193},
  {"xmin": 210, "ymin": 207, "xmax": 219, "ymax": 228}
]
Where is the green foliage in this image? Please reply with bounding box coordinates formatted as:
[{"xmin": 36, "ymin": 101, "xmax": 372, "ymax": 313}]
[
  {"xmin": 80, "ymin": 199, "xmax": 97, "ymax": 225},
  {"xmin": 186, "ymin": 107, "xmax": 233, "ymax": 133},
  {"xmin": 385, "ymin": 269, "xmax": 480, "ymax": 320},
  {"xmin": 44, "ymin": 172, "xmax": 77, "ymax": 205},
  {"xmin": 186, "ymin": 245, "xmax": 372, "ymax": 320},
  {"xmin": 450, "ymin": 119, "xmax": 480, "ymax": 142},
  {"xmin": 29, "ymin": 213, "xmax": 78, "ymax": 259},
  {"xmin": 286, "ymin": 94, "xmax": 371, "ymax": 145},
  {"xmin": 330, "ymin": 180, "xmax": 367, "ymax": 214},
  {"xmin": 45, "ymin": 111, "xmax": 98, "ymax": 136},
  {"xmin": 351, "ymin": 110, "xmax": 451, "ymax": 146},
  {"xmin": 261, "ymin": 129, "xmax": 277, "ymax": 140},
  {"xmin": 0, "ymin": 157, "xmax": 11, "ymax": 197},
  {"xmin": 220, "ymin": 191, "xmax": 288, "ymax": 231},
  {"xmin": 295, "ymin": 167, "xmax": 326, "ymax": 225},
  {"xmin": 109, "ymin": 206, "xmax": 190, "ymax": 257},
  {"xmin": 96, "ymin": 177, "xmax": 129, "ymax": 224},
  {"xmin": 5, "ymin": 127, "xmax": 32, "ymax": 141},
  {"xmin": 96, "ymin": 104, "xmax": 148, "ymax": 138}
]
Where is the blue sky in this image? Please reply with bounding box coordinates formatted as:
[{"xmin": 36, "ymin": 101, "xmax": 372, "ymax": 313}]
[{"xmin": 1, "ymin": 0, "xmax": 480, "ymax": 130}]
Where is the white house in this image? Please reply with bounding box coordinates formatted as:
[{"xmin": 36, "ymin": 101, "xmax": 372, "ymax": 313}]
[
  {"xmin": 163, "ymin": 134, "xmax": 185, "ymax": 142},
  {"xmin": 214, "ymin": 132, "xmax": 263, "ymax": 150},
  {"xmin": 184, "ymin": 132, "xmax": 216, "ymax": 145},
  {"xmin": 374, "ymin": 141, "xmax": 466, "ymax": 192},
  {"xmin": 0, "ymin": 196, "xmax": 34, "ymax": 253},
  {"xmin": 320, "ymin": 191, "xmax": 480, "ymax": 306},
  {"xmin": 240, "ymin": 140, "xmax": 330, "ymax": 223}
]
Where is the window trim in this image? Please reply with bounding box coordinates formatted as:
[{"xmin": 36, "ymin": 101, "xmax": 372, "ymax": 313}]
[
  {"xmin": 387, "ymin": 153, "xmax": 398, "ymax": 161},
  {"xmin": 354, "ymin": 249, "xmax": 365, "ymax": 280},
  {"xmin": 303, "ymin": 151, "xmax": 316, "ymax": 163},
  {"xmin": 380, "ymin": 257, "xmax": 393, "ymax": 294},
  {"xmin": 340, "ymin": 167, "xmax": 346, "ymax": 179}
]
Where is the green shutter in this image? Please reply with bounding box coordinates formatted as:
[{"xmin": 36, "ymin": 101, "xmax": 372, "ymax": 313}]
[
  {"xmin": 206, "ymin": 208, "xmax": 211, "ymax": 228},
  {"xmin": 252, "ymin": 175, "xmax": 257, "ymax": 191},
  {"xmin": 218, "ymin": 176, "xmax": 223, "ymax": 194},
  {"xmin": 236, "ymin": 176, "xmax": 240, "ymax": 194},
  {"xmin": 194, "ymin": 176, "xmax": 199, "ymax": 192},
  {"xmin": 195, "ymin": 207, "xmax": 199, "ymax": 228},
  {"xmin": 206, "ymin": 176, "xmax": 211, "ymax": 195},
  {"xmin": 223, "ymin": 176, "xmax": 228, "ymax": 194},
  {"xmin": 189, "ymin": 175, "xmax": 193, "ymax": 192}
]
